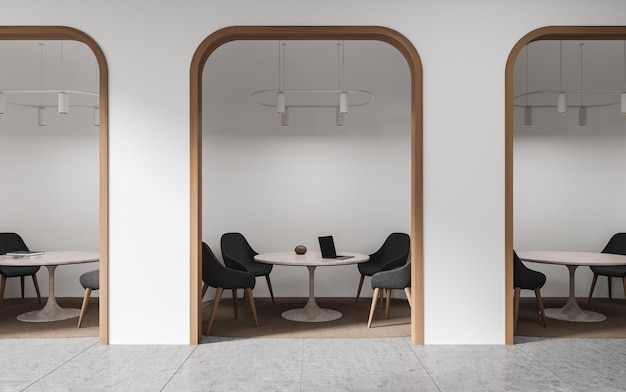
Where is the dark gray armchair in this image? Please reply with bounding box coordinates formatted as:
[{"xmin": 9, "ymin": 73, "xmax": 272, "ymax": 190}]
[
  {"xmin": 0, "ymin": 232, "xmax": 42, "ymax": 309},
  {"xmin": 367, "ymin": 261, "xmax": 412, "ymax": 328},
  {"xmin": 220, "ymin": 232, "xmax": 274, "ymax": 303},
  {"xmin": 588, "ymin": 232, "xmax": 626, "ymax": 303},
  {"xmin": 514, "ymin": 250, "xmax": 547, "ymax": 332},
  {"xmin": 202, "ymin": 242, "xmax": 259, "ymax": 335},
  {"xmin": 357, "ymin": 232, "xmax": 410, "ymax": 303}
]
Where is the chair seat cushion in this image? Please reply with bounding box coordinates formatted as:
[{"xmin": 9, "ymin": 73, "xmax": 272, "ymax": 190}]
[
  {"xmin": 0, "ymin": 265, "xmax": 40, "ymax": 277},
  {"xmin": 79, "ymin": 270, "xmax": 99, "ymax": 290},
  {"xmin": 590, "ymin": 265, "xmax": 626, "ymax": 277}
]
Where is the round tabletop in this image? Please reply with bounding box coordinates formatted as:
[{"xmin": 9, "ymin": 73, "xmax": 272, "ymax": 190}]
[
  {"xmin": 518, "ymin": 251, "xmax": 626, "ymax": 266},
  {"xmin": 0, "ymin": 251, "xmax": 99, "ymax": 267},
  {"xmin": 255, "ymin": 251, "xmax": 369, "ymax": 266}
]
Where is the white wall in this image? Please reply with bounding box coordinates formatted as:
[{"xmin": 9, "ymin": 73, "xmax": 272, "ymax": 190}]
[{"xmin": 2, "ymin": 0, "xmax": 626, "ymax": 345}]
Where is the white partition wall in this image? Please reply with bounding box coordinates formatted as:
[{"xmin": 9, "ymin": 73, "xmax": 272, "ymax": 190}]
[{"xmin": 2, "ymin": 1, "xmax": 626, "ymax": 344}]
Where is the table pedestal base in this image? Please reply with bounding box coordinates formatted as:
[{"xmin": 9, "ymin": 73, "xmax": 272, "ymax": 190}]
[
  {"xmin": 545, "ymin": 297, "xmax": 606, "ymax": 322},
  {"xmin": 17, "ymin": 303, "xmax": 80, "ymax": 322},
  {"xmin": 16, "ymin": 264, "xmax": 80, "ymax": 322},
  {"xmin": 281, "ymin": 265, "xmax": 343, "ymax": 322}
]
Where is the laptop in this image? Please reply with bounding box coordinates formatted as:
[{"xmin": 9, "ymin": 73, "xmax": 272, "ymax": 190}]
[{"xmin": 318, "ymin": 236, "xmax": 354, "ymax": 260}]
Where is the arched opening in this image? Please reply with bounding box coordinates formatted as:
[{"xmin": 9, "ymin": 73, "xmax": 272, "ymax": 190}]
[
  {"xmin": 506, "ymin": 26, "xmax": 626, "ymax": 344},
  {"xmin": 190, "ymin": 26, "xmax": 423, "ymax": 344},
  {"xmin": 0, "ymin": 26, "xmax": 108, "ymax": 344}
]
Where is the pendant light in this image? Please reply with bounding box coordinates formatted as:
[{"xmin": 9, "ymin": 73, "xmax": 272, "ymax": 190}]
[
  {"xmin": 557, "ymin": 41, "xmax": 566, "ymax": 115},
  {"xmin": 338, "ymin": 42, "xmax": 348, "ymax": 115},
  {"xmin": 38, "ymin": 43, "xmax": 46, "ymax": 126},
  {"xmin": 578, "ymin": 43, "xmax": 587, "ymax": 127},
  {"xmin": 276, "ymin": 42, "xmax": 286, "ymax": 115},
  {"xmin": 523, "ymin": 45, "xmax": 532, "ymax": 127},
  {"xmin": 58, "ymin": 41, "xmax": 68, "ymax": 114}
]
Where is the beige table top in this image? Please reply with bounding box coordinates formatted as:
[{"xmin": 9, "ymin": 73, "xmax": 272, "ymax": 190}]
[
  {"xmin": 255, "ymin": 251, "xmax": 369, "ymax": 266},
  {"xmin": 517, "ymin": 251, "xmax": 626, "ymax": 266},
  {"xmin": 0, "ymin": 251, "xmax": 99, "ymax": 267}
]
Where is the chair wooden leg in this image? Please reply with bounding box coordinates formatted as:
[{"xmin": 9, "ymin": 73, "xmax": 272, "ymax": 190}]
[
  {"xmin": 404, "ymin": 287, "xmax": 412, "ymax": 308},
  {"xmin": 204, "ymin": 287, "xmax": 223, "ymax": 336},
  {"xmin": 31, "ymin": 274, "xmax": 41, "ymax": 304},
  {"xmin": 514, "ymin": 287, "xmax": 520, "ymax": 334},
  {"xmin": 534, "ymin": 288, "xmax": 547, "ymax": 327},
  {"xmin": 245, "ymin": 288, "xmax": 259, "ymax": 327},
  {"xmin": 232, "ymin": 289, "xmax": 238, "ymax": 319},
  {"xmin": 265, "ymin": 275, "xmax": 275, "ymax": 304},
  {"xmin": 20, "ymin": 276, "xmax": 25, "ymax": 298},
  {"xmin": 0, "ymin": 275, "xmax": 6, "ymax": 309},
  {"xmin": 385, "ymin": 289, "xmax": 392, "ymax": 319},
  {"xmin": 367, "ymin": 288, "xmax": 380, "ymax": 328},
  {"xmin": 201, "ymin": 283, "xmax": 208, "ymax": 299},
  {"xmin": 588, "ymin": 273, "xmax": 598, "ymax": 303},
  {"xmin": 356, "ymin": 275, "xmax": 365, "ymax": 303},
  {"xmin": 77, "ymin": 288, "xmax": 92, "ymax": 328}
]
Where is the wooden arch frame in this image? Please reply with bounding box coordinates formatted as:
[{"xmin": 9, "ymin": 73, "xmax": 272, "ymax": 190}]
[
  {"xmin": 0, "ymin": 26, "xmax": 109, "ymax": 344},
  {"xmin": 505, "ymin": 26, "xmax": 626, "ymax": 344},
  {"xmin": 190, "ymin": 26, "xmax": 423, "ymax": 345}
]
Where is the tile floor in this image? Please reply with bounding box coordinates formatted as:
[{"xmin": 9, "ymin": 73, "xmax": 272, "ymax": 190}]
[{"xmin": 0, "ymin": 336, "xmax": 624, "ymax": 391}]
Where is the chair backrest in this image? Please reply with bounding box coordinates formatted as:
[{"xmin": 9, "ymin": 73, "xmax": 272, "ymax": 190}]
[
  {"xmin": 0, "ymin": 232, "xmax": 29, "ymax": 255},
  {"xmin": 202, "ymin": 242, "xmax": 225, "ymax": 287},
  {"xmin": 601, "ymin": 233, "xmax": 626, "ymax": 255},
  {"xmin": 513, "ymin": 250, "xmax": 546, "ymax": 289},
  {"xmin": 371, "ymin": 232, "xmax": 410, "ymax": 266},
  {"xmin": 220, "ymin": 232, "xmax": 257, "ymax": 269}
]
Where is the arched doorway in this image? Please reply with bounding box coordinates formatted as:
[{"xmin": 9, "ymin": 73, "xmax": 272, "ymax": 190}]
[
  {"xmin": 190, "ymin": 26, "xmax": 423, "ymax": 344},
  {"xmin": 505, "ymin": 26, "xmax": 626, "ymax": 344},
  {"xmin": 0, "ymin": 26, "xmax": 109, "ymax": 344}
]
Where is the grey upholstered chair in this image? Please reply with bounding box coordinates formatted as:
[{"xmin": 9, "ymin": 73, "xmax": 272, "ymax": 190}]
[
  {"xmin": 220, "ymin": 232, "xmax": 274, "ymax": 303},
  {"xmin": 357, "ymin": 232, "xmax": 410, "ymax": 303},
  {"xmin": 0, "ymin": 232, "xmax": 42, "ymax": 309},
  {"xmin": 367, "ymin": 261, "xmax": 412, "ymax": 328},
  {"xmin": 77, "ymin": 269, "xmax": 99, "ymax": 328},
  {"xmin": 202, "ymin": 242, "xmax": 259, "ymax": 335},
  {"xmin": 588, "ymin": 233, "xmax": 626, "ymax": 303},
  {"xmin": 514, "ymin": 250, "xmax": 547, "ymax": 332}
]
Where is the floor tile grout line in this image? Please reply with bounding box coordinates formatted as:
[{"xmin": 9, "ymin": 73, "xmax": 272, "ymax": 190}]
[
  {"xmin": 401, "ymin": 337, "xmax": 443, "ymax": 392},
  {"xmin": 22, "ymin": 338, "xmax": 99, "ymax": 391},
  {"xmin": 160, "ymin": 345, "xmax": 199, "ymax": 392}
]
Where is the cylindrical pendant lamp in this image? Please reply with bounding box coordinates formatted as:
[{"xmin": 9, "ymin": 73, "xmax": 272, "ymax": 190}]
[
  {"xmin": 276, "ymin": 92, "xmax": 285, "ymax": 115},
  {"xmin": 336, "ymin": 107, "xmax": 344, "ymax": 127},
  {"xmin": 339, "ymin": 92, "xmax": 348, "ymax": 114},
  {"xmin": 280, "ymin": 108, "xmax": 288, "ymax": 127},
  {"xmin": 557, "ymin": 92, "xmax": 566, "ymax": 114},
  {"xmin": 58, "ymin": 92, "xmax": 68, "ymax": 114},
  {"xmin": 523, "ymin": 107, "xmax": 532, "ymax": 127}
]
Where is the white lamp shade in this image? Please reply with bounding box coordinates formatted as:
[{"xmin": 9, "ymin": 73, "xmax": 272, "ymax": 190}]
[
  {"xmin": 336, "ymin": 107, "xmax": 344, "ymax": 126},
  {"xmin": 0, "ymin": 92, "xmax": 5, "ymax": 114},
  {"xmin": 557, "ymin": 92, "xmax": 566, "ymax": 114},
  {"xmin": 578, "ymin": 107, "xmax": 587, "ymax": 127},
  {"xmin": 339, "ymin": 92, "xmax": 348, "ymax": 114},
  {"xmin": 621, "ymin": 93, "xmax": 626, "ymax": 114},
  {"xmin": 276, "ymin": 92, "xmax": 285, "ymax": 115},
  {"xmin": 280, "ymin": 108, "xmax": 288, "ymax": 127},
  {"xmin": 58, "ymin": 92, "xmax": 68, "ymax": 114},
  {"xmin": 38, "ymin": 107, "xmax": 46, "ymax": 126},
  {"xmin": 523, "ymin": 107, "xmax": 532, "ymax": 127},
  {"xmin": 93, "ymin": 107, "xmax": 100, "ymax": 126}
]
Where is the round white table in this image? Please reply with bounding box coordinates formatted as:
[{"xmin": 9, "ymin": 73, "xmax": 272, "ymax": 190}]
[
  {"xmin": 254, "ymin": 251, "xmax": 369, "ymax": 322},
  {"xmin": 517, "ymin": 251, "xmax": 626, "ymax": 322},
  {"xmin": 0, "ymin": 251, "xmax": 99, "ymax": 322}
]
